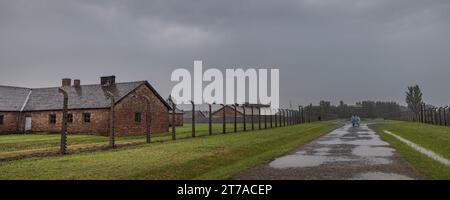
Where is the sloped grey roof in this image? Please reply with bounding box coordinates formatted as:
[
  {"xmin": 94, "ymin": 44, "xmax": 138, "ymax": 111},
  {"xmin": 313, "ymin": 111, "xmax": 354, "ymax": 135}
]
[
  {"xmin": 0, "ymin": 81, "xmax": 170, "ymax": 111},
  {"xmin": 173, "ymin": 107, "xmax": 184, "ymax": 114},
  {"xmin": 0, "ymin": 86, "xmax": 31, "ymax": 111},
  {"xmin": 212, "ymin": 105, "xmax": 278, "ymax": 116},
  {"xmin": 166, "ymin": 100, "xmax": 184, "ymax": 113},
  {"xmin": 183, "ymin": 111, "xmax": 207, "ymax": 118}
]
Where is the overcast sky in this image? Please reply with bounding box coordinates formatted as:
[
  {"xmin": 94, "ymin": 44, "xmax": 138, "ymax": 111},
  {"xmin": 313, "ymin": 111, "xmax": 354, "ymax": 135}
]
[{"xmin": 1, "ymin": 0, "xmax": 450, "ymax": 107}]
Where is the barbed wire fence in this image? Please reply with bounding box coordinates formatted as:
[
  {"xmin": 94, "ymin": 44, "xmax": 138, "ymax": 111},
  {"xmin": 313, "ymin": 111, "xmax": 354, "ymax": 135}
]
[
  {"xmin": 169, "ymin": 102, "xmax": 313, "ymax": 140},
  {"xmin": 383, "ymin": 104, "xmax": 449, "ymax": 126},
  {"xmin": 47, "ymin": 93, "xmax": 332, "ymax": 158}
]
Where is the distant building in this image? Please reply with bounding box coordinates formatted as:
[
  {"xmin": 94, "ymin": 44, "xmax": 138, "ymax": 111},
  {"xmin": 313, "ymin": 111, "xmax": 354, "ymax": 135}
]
[
  {"xmin": 0, "ymin": 76, "xmax": 170, "ymax": 135},
  {"xmin": 169, "ymin": 107, "xmax": 184, "ymax": 126},
  {"xmin": 208, "ymin": 103, "xmax": 274, "ymax": 123},
  {"xmin": 212, "ymin": 104, "xmax": 273, "ymax": 118},
  {"xmin": 183, "ymin": 110, "xmax": 208, "ymax": 123}
]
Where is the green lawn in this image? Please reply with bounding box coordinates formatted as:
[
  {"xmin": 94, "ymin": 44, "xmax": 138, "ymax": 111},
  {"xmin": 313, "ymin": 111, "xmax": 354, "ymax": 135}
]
[
  {"xmin": 370, "ymin": 121, "xmax": 450, "ymax": 179},
  {"xmin": 0, "ymin": 121, "xmax": 339, "ymax": 179},
  {"xmin": 0, "ymin": 123, "xmax": 252, "ymax": 160}
]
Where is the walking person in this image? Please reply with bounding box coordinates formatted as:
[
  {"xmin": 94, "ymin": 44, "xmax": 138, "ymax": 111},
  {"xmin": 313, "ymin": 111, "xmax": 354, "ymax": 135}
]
[{"xmin": 351, "ymin": 115, "xmax": 357, "ymax": 127}]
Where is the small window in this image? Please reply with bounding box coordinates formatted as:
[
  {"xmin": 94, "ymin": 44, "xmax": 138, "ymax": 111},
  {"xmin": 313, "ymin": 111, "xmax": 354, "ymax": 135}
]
[
  {"xmin": 83, "ymin": 113, "xmax": 91, "ymax": 123},
  {"xmin": 49, "ymin": 114, "xmax": 56, "ymax": 124},
  {"xmin": 135, "ymin": 112, "xmax": 142, "ymax": 123},
  {"xmin": 66, "ymin": 113, "xmax": 73, "ymax": 123},
  {"xmin": 0, "ymin": 115, "xmax": 4, "ymax": 125}
]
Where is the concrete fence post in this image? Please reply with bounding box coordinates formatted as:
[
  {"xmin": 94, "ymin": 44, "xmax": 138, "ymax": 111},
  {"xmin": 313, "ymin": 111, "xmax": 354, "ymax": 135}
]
[
  {"xmin": 275, "ymin": 109, "xmax": 278, "ymax": 127},
  {"xmin": 437, "ymin": 108, "xmax": 441, "ymax": 125},
  {"xmin": 270, "ymin": 109, "xmax": 273, "ymax": 128},
  {"xmin": 243, "ymin": 104, "xmax": 247, "ymax": 131},
  {"xmin": 284, "ymin": 109, "xmax": 289, "ymax": 126},
  {"xmin": 233, "ymin": 104, "xmax": 237, "ymax": 133},
  {"xmin": 251, "ymin": 106, "xmax": 254, "ymax": 130},
  {"xmin": 300, "ymin": 106, "xmax": 304, "ymax": 124},
  {"xmin": 58, "ymin": 88, "xmax": 68, "ymax": 154},
  {"xmin": 292, "ymin": 110, "xmax": 294, "ymax": 125},
  {"xmin": 291, "ymin": 110, "xmax": 294, "ymax": 125},
  {"xmin": 433, "ymin": 108, "xmax": 437, "ymax": 125},
  {"xmin": 222, "ymin": 104, "xmax": 226, "ymax": 134},
  {"xmin": 279, "ymin": 109, "xmax": 282, "ymax": 127},
  {"xmin": 209, "ymin": 103, "xmax": 212, "ymax": 135},
  {"xmin": 289, "ymin": 110, "xmax": 292, "ymax": 125},
  {"xmin": 278, "ymin": 109, "xmax": 281, "ymax": 126},
  {"xmin": 264, "ymin": 109, "xmax": 267, "ymax": 129},
  {"xmin": 433, "ymin": 108, "xmax": 436, "ymax": 124},
  {"xmin": 191, "ymin": 101, "xmax": 195, "ymax": 137},
  {"xmin": 258, "ymin": 107, "xmax": 261, "ymax": 130},
  {"xmin": 141, "ymin": 95, "xmax": 152, "ymax": 143},
  {"xmin": 280, "ymin": 109, "xmax": 283, "ymax": 126},
  {"xmin": 447, "ymin": 106, "xmax": 450, "ymax": 126},
  {"xmin": 308, "ymin": 104, "xmax": 312, "ymax": 123},
  {"xmin": 444, "ymin": 106, "xmax": 448, "ymax": 126},
  {"xmin": 169, "ymin": 96, "xmax": 176, "ymax": 140},
  {"xmin": 294, "ymin": 110, "xmax": 297, "ymax": 124},
  {"xmin": 286, "ymin": 110, "xmax": 290, "ymax": 126},
  {"xmin": 105, "ymin": 91, "xmax": 115, "ymax": 148},
  {"xmin": 292, "ymin": 110, "xmax": 295, "ymax": 125}
]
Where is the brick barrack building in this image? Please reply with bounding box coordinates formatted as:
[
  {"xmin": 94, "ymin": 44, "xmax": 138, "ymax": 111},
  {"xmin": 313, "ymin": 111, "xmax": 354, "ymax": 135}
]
[{"xmin": 0, "ymin": 76, "xmax": 171, "ymax": 135}]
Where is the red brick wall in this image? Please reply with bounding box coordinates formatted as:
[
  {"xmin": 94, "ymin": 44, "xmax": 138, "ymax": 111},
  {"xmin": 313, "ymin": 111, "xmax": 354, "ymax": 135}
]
[
  {"xmin": 0, "ymin": 84, "xmax": 170, "ymax": 135},
  {"xmin": 24, "ymin": 109, "xmax": 110, "ymax": 134},
  {"xmin": 0, "ymin": 112, "xmax": 20, "ymax": 133},
  {"xmin": 114, "ymin": 84, "xmax": 169, "ymax": 136},
  {"xmin": 169, "ymin": 113, "xmax": 184, "ymax": 126}
]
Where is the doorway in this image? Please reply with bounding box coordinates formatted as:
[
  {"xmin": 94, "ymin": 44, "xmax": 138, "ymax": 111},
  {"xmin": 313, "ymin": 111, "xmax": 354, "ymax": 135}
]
[{"xmin": 25, "ymin": 117, "xmax": 32, "ymax": 132}]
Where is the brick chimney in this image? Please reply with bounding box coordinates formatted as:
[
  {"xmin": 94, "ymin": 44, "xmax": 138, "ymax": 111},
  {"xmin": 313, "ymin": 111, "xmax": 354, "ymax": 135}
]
[
  {"xmin": 74, "ymin": 79, "xmax": 81, "ymax": 87},
  {"xmin": 100, "ymin": 76, "xmax": 116, "ymax": 86},
  {"xmin": 62, "ymin": 78, "xmax": 71, "ymax": 87}
]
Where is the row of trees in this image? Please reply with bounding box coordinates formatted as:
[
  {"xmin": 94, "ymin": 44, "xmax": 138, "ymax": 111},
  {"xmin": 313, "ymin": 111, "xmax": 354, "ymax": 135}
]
[
  {"xmin": 308, "ymin": 84, "xmax": 427, "ymax": 121},
  {"xmin": 303, "ymin": 100, "xmax": 401, "ymax": 119}
]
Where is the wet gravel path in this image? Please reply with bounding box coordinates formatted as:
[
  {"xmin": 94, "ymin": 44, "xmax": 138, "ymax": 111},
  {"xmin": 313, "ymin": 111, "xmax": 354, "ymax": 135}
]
[{"xmin": 235, "ymin": 123, "xmax": 423, "ymax": 180}]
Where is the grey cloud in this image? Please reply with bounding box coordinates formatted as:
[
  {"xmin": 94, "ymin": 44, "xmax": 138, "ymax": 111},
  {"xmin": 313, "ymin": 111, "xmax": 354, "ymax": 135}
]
[{"xmin": 1, "ymin": 0, "xmax": 449, "ymax": 107}]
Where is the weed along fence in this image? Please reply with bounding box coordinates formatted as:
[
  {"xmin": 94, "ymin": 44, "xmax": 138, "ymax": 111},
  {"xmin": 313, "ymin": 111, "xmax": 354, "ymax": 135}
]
[
  {"xmin": 0, "ymin": 91, "xmax": 322, "ymax": 161},
  {"xmin": 383, "ymin": 104, "xmax": 450, "ymax": 126}
]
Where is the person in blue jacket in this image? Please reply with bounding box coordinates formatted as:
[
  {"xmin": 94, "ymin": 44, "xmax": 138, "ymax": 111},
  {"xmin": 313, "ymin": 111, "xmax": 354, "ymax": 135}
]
[{"xmin": 351, "ymin": 115, "xmax": 357, "ymax": 127}]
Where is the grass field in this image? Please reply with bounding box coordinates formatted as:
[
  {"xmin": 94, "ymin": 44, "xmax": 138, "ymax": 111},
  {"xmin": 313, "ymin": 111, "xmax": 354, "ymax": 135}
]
[
  {"xmin": 0, "ymin": 123, "xmax": 249, "ymax": 160},
  {"xmin": 370, "ymin": 121, "xmax": 450, "ymax": 179},
  {"xmin": 0, "ymin": 121, "xmax": 339, "ymax": 179}
]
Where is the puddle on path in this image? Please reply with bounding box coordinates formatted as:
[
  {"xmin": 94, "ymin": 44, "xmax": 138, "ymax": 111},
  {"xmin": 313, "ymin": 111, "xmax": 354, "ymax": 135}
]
[
  {"xmin": 268, "ymin": 123, "xmax": 401, "ymax": 173},
  {"xmin": 352, "ymin": 146, "xmax": 395, "ymax": 157},
  {"xmin": 269, "ymin": 155, "xmax": 353, "ymax": 169},
  {"xmin": 350, "ymin": 172, "xmax": 413, "ymax": 180},
  {"xmin": 365, "ymin": 157, "xmax": 392, "ymax": 165}
]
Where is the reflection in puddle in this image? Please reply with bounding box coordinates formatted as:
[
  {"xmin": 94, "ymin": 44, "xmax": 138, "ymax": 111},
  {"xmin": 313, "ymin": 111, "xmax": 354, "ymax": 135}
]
[
  {"xmin": 366, "ymin": 157, "xmax": 392, "ymax": 165},
  {"xmin": 269, "ymin": 155, "xmax": 353, "ymax": 169},
  {"xmin": 351, "ymin": 172, "xmax": 412, "ymax": 180},
  {"xmin": 352, "ymin": 146, "xmax": 394, "ymax": 157}
]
